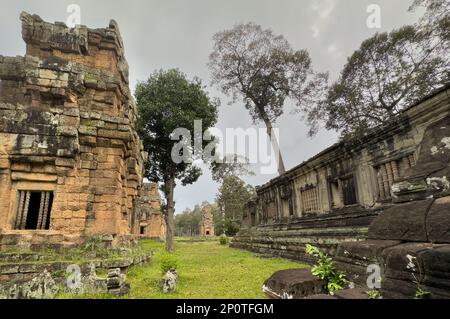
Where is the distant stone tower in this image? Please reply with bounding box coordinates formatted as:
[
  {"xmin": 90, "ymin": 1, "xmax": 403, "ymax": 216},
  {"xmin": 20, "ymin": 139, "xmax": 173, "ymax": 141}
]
[
  {"xmin": 136, "ymin": 183, "xmax": 165, "ymax": 240},
  {"xmin": 199, "ymin": 206, "xmax": 215, "ymax": 237}
]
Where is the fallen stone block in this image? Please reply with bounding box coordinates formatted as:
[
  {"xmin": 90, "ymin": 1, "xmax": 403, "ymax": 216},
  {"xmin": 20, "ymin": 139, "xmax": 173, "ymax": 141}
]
[{"xmin": 263, "ymin": 268, "xmax": 327, "ymax": 299}]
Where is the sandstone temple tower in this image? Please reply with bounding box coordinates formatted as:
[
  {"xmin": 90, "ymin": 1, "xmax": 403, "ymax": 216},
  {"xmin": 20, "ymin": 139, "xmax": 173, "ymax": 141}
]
[
  {"xmin": 199, "ymin": 206, "xmax": 215, "ymax": 238},
  {"xmin": 136, "ymin": 183, "xmax": 165, "ymax": 240},
  {"xmin": 0, "ymin": 13, "xmax": 148, "ymax": 249}
]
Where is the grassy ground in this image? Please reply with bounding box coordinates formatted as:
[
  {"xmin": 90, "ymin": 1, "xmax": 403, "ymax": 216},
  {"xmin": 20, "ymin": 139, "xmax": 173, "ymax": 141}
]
[{"xmin": 60, "ymin": 238, "xmax": 308, "ymax": 299}]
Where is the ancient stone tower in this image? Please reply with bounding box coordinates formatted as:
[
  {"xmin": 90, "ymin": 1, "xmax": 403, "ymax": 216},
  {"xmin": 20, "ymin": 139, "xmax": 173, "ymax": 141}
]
[
  {"xmin": 199, "ymin": 206, "xmax": 215, "ymax": 237},
  {"xmin": 136, "ymin": 183, "xmax": 165, "ymax": 240},
  {"xmin": 0, "ymin": 13, "xmax": 147, "ymax": 249}
]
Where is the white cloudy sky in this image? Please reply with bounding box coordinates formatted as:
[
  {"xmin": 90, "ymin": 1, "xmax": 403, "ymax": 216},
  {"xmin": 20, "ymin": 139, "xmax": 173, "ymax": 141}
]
[{"xmin": 0, "ymin": 0, "xmax": 422, "ymax": 213}]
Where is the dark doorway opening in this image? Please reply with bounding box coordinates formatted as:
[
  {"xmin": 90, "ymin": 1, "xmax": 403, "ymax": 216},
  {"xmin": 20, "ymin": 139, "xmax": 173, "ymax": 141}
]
[
  {"xmin": 206, "ymin": 231, "xmax": 210, "ymax": 235},
  {"xmin": 342, "ymin": 177, "xmax": 357, "ymax": 206},
  {"xmin": 140, "ymin": 226, "xmax": 146, "ymax": 235}
]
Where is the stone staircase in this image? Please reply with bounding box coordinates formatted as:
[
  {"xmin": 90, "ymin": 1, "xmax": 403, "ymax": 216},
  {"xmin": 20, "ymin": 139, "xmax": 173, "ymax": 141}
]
[{"xmin": 232, "ymin": 208, "xmax": 383, "ymax": 263}]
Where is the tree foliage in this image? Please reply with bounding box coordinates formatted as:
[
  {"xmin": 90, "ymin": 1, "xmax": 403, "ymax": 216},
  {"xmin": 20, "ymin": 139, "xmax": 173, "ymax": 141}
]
[
  {"xmin": 306, "ymin": 2, "xmax": 449, "ymax": 138},
  {"xmin": 136, "ymin": 69, "xmax": 218, "ymax": 251},
  {"xmin": 216, "ymin": 176, "xmax": 255, "ymax": 222},
  {"xmin": 210, "ymin": 154, "xmax": 255, "ymax": 183},
  {"xmin": 175, "ymin": 202, "xmax": 222, "ymax": 236}
]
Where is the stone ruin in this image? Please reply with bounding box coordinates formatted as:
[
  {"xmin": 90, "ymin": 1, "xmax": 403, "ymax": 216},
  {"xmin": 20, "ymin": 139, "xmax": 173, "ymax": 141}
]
[
  {"xmin": 233, "ymin": 86, "xmax": 450, "ymax": 298},
  {"xmin": 0, "ymin": 12, "xmax": 152, "ymax": 250},
  {"xmin": 335, "ymin": 114, "xmax": 450, "ymax": 298},
  {"xmin": 135, "ymin": 182, "xmax": 165, "ymax": 240},
  {"xmin": 199, "ymin": 205, "xmax": 215, "ymax": 238},
  {"xmin": 0, "ymin": 12, "xmax": 169, "ymax": 299}
]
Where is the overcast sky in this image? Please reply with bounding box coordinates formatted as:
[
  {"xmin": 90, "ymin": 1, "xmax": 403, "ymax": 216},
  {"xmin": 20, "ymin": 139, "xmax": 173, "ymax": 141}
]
[{"xmin": 0, "ymin": 0, "xmax": 422, "ymax": 213}]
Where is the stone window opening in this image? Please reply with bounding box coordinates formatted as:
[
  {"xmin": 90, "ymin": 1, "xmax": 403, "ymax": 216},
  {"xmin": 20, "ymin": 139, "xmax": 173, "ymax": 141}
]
[
  {"xmin": 375, "ymin": 153, "xmax": 416, "ymax": 201},
  {"xmin": 14, "ymin": 190, "xmax": 53, "ymax": 230},
  {"xmin": 301, "ymin": 185, "xmax": 319, "ymax": 214}
]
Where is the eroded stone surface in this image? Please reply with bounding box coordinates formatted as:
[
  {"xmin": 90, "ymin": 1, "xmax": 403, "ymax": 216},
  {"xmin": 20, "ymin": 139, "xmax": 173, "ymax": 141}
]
[
  {"xmin": 368, "ymin": 199, "xmax": 434, "ymax": 242},
  {"xmin": 263, "ymin": 268, "xmax": 327, "ymax": 299},
  {"xmin": 162, "ymin": 269, "xmax": 178, "ymax": 293},
  {"xmin": 0, "ymin": 12, "xmax": 152, "ymax": 248}
]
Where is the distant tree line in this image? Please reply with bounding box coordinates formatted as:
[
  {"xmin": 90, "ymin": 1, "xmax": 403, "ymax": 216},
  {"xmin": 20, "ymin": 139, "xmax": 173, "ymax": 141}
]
[{"xmin": 175, "ymin": 175, "xmax": 255, "ymax": 237}]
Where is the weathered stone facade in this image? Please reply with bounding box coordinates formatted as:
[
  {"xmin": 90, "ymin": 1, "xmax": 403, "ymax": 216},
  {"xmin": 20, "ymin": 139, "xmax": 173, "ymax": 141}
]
[
  {"xmin": 199, "ymin": 206, "xmax": 215, "ymax": 238},
  {"xmin": 232, "ymin": 86, "xmax": 450, "ymax": 263},
  {"xmin": 136, "ymin": 183, "xmax": 165, "ymax": 240},
  {"xmin": 335, "ymin": 113, "xmax": 450, "ymax": 298},
  {"xmin": 0, "ymin": 12, "xmax": 147, "ymax": 249}
]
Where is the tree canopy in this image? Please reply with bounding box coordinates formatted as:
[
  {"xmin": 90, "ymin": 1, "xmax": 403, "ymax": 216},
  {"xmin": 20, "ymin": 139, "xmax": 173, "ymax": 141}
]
[
  {"xmin": 136, "ymin": 69, "xmax": 219, "ymax": 251},
  {"xmin": 216, "ymin": 175, "xmax": 255, "ymax": 222},
  {"xmin": 305, "ymin": 1, "xmax": 449, "ymax": 138},
  {"xmin": 209, "ymin": 22, "xmax": 327, "ymax": 174}
]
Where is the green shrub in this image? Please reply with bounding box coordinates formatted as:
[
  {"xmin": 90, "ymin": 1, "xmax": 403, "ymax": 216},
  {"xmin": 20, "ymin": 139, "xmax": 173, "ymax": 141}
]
[
  {"xmin": 160, "ymin": 252, "xmax": 179, "ymax": 274},
  {"xmin": 219, "ymin": 234, "xmax": 229, "ymax": 245},
  {"xmin": 223, "ymin": 219, "xmax": 240, "ymax": 237},
  {"xmin": 367, "ymin": 290, "xmax": 382, "ymax": 299},
  {"xmin": 415, "ymin": 287, "xmax": 431, "ymax": 299},
  {"xmin": 305, "ymin": 244, "xmax": 347, "ymax": 293}
]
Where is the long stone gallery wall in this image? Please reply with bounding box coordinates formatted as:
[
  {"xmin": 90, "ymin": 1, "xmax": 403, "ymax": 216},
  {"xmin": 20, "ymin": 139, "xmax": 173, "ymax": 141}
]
[
  {"xmin": 0, "ymin": 12, "xmax": 149, "ymax": 249},
  {"xmin": 232, "ymin": 86, "xmax": 450, "ymax": 263}
]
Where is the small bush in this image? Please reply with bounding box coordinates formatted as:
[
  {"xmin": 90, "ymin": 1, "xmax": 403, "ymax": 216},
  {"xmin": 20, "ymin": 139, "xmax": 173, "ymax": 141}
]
[
  {"xmin": 367, "ymin": 290, "xmax": 382, "ymax": 299},
  {"xmin": 223, "ymin": 219, "xmax": 240, "ymax": 237},
  {"xmin": 160, "ymin": 252, "xmax": 179, "ymax": 274},
  {"xmin": 305, "ymin": 244, "xmax": 347, "ymax": 293},
  {"xmin": 219, "ymin": 234, "xmax": 229, "ymax": 245}
]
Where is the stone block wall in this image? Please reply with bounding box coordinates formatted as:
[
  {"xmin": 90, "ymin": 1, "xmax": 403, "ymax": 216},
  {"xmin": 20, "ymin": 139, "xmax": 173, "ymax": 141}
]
[
  {"xmin": 0, "ymin": 12, "xmax": 146, "ymax": 245},
  {"xmin": 335, "ymin": 114, "xmax": 450, "ymax": 298}
]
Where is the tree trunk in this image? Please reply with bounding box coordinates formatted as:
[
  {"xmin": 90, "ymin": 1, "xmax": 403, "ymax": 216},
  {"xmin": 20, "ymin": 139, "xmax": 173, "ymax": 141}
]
[
  {"xmin": 260, "ymin": 114, "xmax": 286, "ymax": 175},
  {"xmin": 165, "ymin": 176, "xmax": 176, "ymax": 252},
  {"xmin": 221, "ymin": 204, "xmax": 226, "ymax": 235}
]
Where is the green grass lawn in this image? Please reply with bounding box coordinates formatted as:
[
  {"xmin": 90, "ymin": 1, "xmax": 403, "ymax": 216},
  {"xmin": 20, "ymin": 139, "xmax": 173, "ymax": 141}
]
[
  {"xmin": 60, "ymin": 238, "xmax": 307, "ymax": 299},
  {"xmin": 126, "ymin": 239, "xmax": 308, "ymax": 299}
]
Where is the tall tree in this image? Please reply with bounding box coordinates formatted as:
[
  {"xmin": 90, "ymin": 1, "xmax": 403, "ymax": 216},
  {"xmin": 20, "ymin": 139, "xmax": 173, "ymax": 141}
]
[
  {"xmin": 209, "ymin": 22, "xmax": 327, "ymax": 175},
  {"xmin": 215, "ymin": 175, "xmax": 255, "ymax": 225},
  {"xmin": 306, "ymin": 2, "xmax": 449, "ymax": 138},
  {"xmin": 136, "ymin": 69, "xmax": 218, "ymax": 251}
]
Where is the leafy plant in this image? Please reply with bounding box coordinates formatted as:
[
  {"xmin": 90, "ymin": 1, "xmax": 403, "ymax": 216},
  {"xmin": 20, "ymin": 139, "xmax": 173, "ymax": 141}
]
[
  {"xmin": 407, "ymin": 254, "xmax": 432, "ymax": 299},
  {"xmin": 415, "ymin": 287, "xmax": 431, "ymax": 299},
  {"xmin": 305, "ymin": 244, "xmax": 347, "ymax": 293},
  {"xmin": 367, "ymin": 290, "xmax": 382, "ymax": 299},
  {"xmin": 219, "ymin": 234, "xmax": 229, "ymax": 245},
  {"xmin": 160, "ymin": 252, "xmax": 179, "ymax": 274}
]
